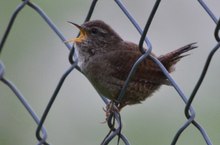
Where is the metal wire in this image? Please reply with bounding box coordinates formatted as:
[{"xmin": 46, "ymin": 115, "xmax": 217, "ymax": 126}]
[
  {"xmin": 0, "ymin": 61, "xmax": 48, "ymax": 144},
  {"xmin": 214, "ymin": 19, "xmax": 220, "ymax": 42},
  {"xmin": 114, "ymin": 0, "xmax": 152, "ymax": 50},
  {"xmin": 35, "ymin": 63, "xmax": 78, "ymax": 145},
  {"xmin": 0, "ymin": 0, "xmax": 219, "ymax": 145},
  {"xmin": 116, "ymin": 0, "xmax": 160, "ymax": 103},
  {"xmin": 0, "ymin": 0, "xmax": 29, "ymax": 53},
  {"xmin": 68, "ymin": 0, "xmax": 98, "ymax": 65}
]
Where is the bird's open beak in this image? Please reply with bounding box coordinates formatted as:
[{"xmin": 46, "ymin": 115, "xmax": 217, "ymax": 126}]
[{"xmin": 65, "ymin": 21, "xmax": 87, "ymax": 43}]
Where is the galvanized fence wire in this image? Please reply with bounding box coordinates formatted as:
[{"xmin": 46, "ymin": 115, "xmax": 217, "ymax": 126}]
[{"xmin": 0, "ymin": 0, "xmax": 219, "ymax": 145}]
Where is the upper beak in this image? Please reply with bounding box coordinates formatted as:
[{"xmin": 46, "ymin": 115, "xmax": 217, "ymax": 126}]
[
  {"xmin": 65, "ymin": 21, "xmax": 87, "ymax": 43},
  {"xmin": 67, "ymin": 21, "xmax": 82, "ymax": 30}
]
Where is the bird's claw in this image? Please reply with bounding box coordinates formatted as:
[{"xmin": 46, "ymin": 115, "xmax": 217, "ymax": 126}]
[{"xmin": 102, "ymin": 101, "xmax": 119, "ymax": 122}]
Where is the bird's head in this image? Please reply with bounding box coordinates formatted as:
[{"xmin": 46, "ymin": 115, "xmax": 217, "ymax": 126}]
[{"xmin": 66, "ymin": 20, "xmax": 123, "ymax": 48}]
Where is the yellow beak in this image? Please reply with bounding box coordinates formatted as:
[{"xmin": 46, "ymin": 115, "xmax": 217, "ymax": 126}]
[{"xmin": 65, "ymin": 21, "xmax": 87, "ymax": 43}]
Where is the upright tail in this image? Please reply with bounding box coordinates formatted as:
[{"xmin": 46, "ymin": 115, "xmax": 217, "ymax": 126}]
[{"xmin": 158, "ymin": 43, "xmax": 197, "ymax": 72}]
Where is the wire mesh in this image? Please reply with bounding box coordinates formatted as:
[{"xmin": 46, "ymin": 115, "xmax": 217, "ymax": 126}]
[{"xmin": 0, "ymin": 0, "xmax": 219, "ymax": 145}]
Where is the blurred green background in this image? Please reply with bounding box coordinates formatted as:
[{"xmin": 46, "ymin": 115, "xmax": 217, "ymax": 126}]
[{"xmin": 0, "ymin": 0, "xmax": 219, "ymax": 145}]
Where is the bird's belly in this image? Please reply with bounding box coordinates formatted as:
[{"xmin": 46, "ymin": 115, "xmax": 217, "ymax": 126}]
[
  {"xmin": 81, "ymin": 57, "xmax": 162, "ymax": 106},
  {"xmin": 87, "ymin": 72, "xmax": 161, "ymax": 105}
]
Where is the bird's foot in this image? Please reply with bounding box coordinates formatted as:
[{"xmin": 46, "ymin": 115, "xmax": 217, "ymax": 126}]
[{"xmin": 102, "ymin": 101, "xmax": 119, "ymax": 123}]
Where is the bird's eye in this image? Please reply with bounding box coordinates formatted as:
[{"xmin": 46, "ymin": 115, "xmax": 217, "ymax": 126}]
[{"xmin": 91, "ymin": 28, "xmax": 99, "ymax": 34}]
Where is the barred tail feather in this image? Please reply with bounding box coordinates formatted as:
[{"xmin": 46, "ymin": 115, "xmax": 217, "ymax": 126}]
[{"xmin": 158, "ymin": 43, "xmax": 197, "ymax": 72}]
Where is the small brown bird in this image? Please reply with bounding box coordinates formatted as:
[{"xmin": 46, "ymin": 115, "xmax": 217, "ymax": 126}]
[{"xmin": 67, "ymin": 20, "xmax": 196, "ymax": 110}]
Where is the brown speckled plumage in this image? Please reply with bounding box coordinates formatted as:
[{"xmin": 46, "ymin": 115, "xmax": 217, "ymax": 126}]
[{"xmin": 70, "ymin": 20, "xmax": 196, "ymax": 110}]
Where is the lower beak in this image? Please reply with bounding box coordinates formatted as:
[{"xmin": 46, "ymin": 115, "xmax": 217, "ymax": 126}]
[{"xmin": 65, "ymin": 21, "xmax": 87, "ymax": 43}]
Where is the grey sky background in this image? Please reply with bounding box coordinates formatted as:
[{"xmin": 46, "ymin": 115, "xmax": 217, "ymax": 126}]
[{"xmin": 0, "ymin": 1, "xmax": 219, "ymax": 145}]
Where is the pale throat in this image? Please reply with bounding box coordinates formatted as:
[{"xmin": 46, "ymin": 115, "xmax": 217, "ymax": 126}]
[{"xmin": 74, "ymin": 43, "xmax": 94, "ymax": 69}]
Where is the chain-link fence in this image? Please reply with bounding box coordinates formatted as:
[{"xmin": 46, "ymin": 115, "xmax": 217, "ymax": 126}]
[{"xmin": 0, "ymin": 0, "xmax": 219, "ymax": 145}]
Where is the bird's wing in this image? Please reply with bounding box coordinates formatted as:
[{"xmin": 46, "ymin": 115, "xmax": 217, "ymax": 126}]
[{"xmin": 104, "ymin": 42, "xmax": 169, "ymax": 85}]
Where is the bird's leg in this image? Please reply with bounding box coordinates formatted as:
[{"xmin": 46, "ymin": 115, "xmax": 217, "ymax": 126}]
[{"xmin": 102, "ymin": 101, "xmax": 120, "ymax": 122}]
